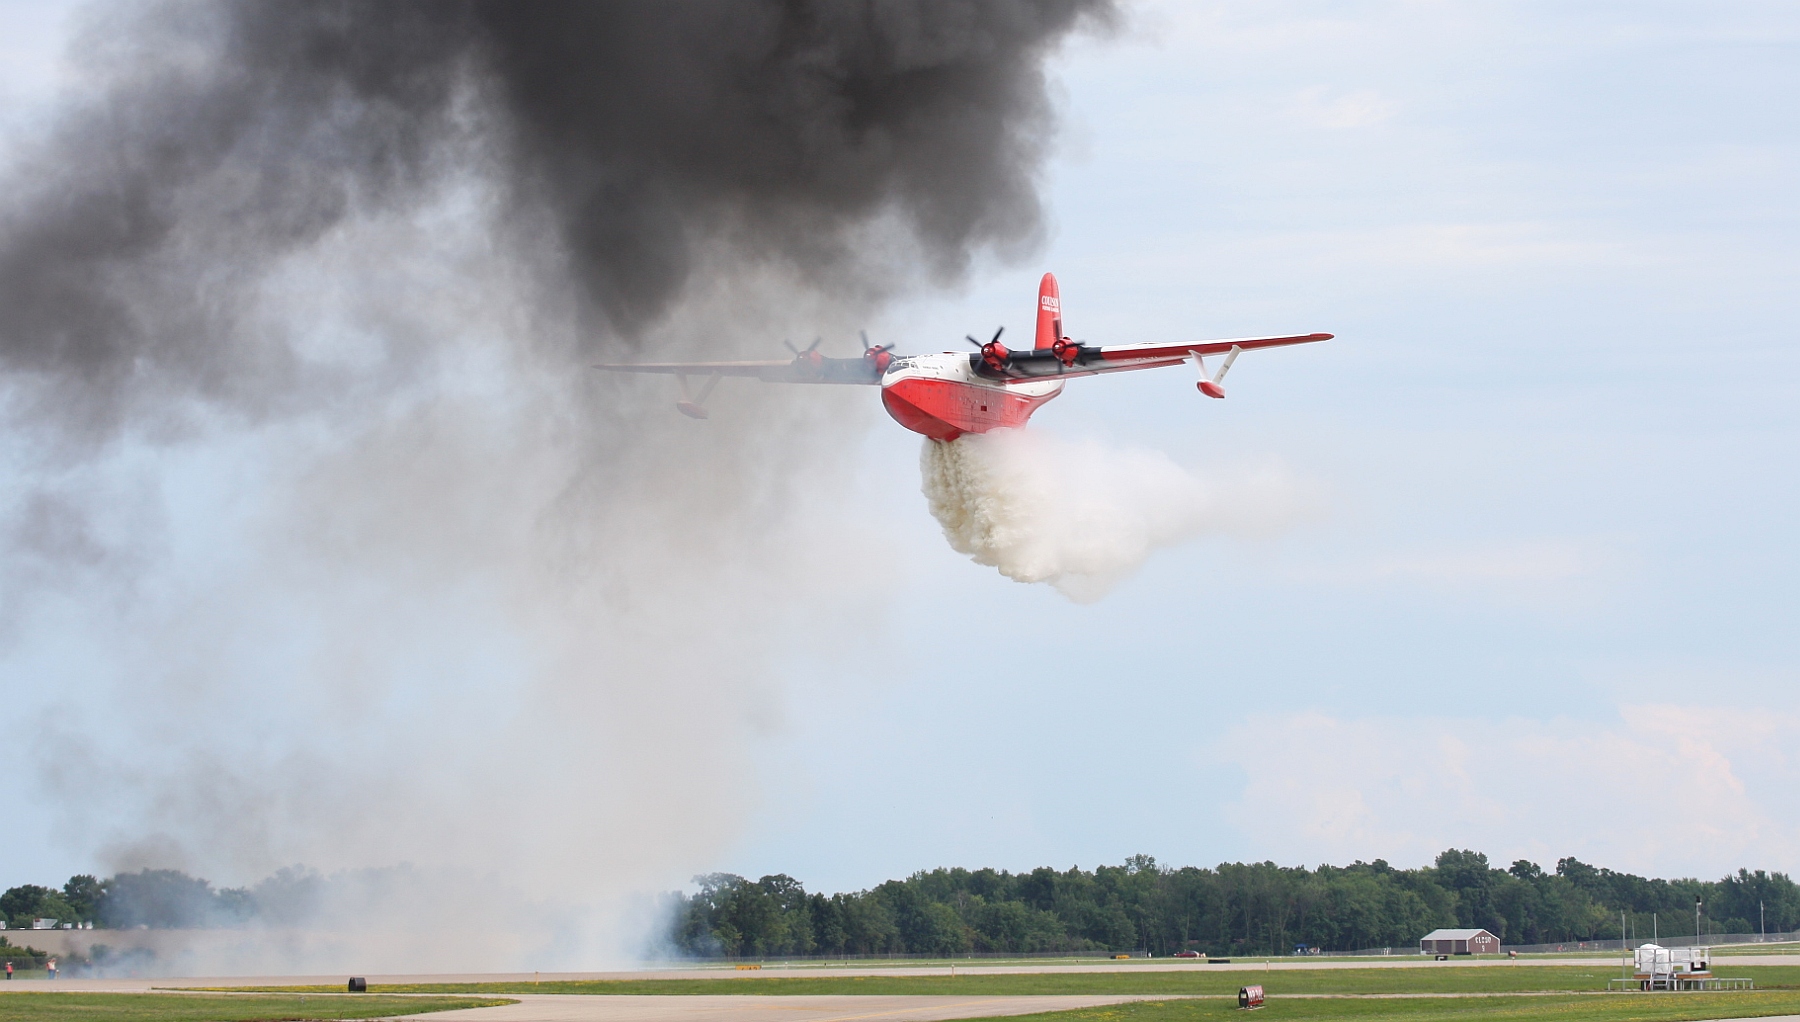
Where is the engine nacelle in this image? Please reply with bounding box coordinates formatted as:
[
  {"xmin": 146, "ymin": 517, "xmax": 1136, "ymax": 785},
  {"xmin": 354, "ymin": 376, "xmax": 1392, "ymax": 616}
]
[{"xmin": 791, "ymin": 348, "xmax": 826, "ymax": 379}]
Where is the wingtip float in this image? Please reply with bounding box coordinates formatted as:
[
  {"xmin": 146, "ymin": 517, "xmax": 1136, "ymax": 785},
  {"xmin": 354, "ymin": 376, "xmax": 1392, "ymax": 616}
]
[{"xmin": 595, "ymin": 273, "xmax": 1331, "ymax": 441}]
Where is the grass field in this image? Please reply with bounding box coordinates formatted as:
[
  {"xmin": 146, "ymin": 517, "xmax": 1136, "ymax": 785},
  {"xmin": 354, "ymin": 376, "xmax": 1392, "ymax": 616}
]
[
  {"xmin": 212, "ymin": 964, "xmax": 1800, "ymax": 997},
  {"xmin": 964, "ymin": 993, "xmax": 1800, "ymax": 1022},
  {"xmin": 0, "ymin": 991, "xmax": 512, "ymax": 1021}
]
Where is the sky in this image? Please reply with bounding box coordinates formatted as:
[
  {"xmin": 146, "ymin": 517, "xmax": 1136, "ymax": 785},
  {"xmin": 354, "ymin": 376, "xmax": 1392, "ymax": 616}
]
[
  {"xmin": 2, "ymin": 0, "xmax": 1799, "ymax": 913},
  {"xmin": 724, "ymin": 0, "xmax": 1800, "ymax": 891}
]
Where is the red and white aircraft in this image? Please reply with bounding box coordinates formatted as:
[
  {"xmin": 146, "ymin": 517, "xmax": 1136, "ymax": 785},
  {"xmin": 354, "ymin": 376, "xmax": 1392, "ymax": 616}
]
[{"xmin": 597, "ymin": 273, "xmax": 1329, "ymax": 441}]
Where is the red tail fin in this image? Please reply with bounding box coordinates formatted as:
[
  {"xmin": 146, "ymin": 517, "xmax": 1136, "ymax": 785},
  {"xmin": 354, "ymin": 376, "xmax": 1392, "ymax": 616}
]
[{"xmin": 1035, "ymin": 272, "xmax": 1062, "ymax": 349}]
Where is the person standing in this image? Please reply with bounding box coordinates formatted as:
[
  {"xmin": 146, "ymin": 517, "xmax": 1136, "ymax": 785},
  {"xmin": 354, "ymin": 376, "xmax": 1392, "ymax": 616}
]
[
  {"xmin": 46, "ymin": 958, "xmax": 56, "ymax": 980},
  {"xmin": 5, "ymin": 961, "xmax": 13, "ymax": 979}
]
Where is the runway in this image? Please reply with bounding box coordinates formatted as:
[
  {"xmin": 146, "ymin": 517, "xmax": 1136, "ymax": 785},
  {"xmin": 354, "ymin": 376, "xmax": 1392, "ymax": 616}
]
[
  {"xmin": 0, "ymin": 980, "xmax": 1175, "ymax": 1022},
  {"xmin": 419, "ymin": 994, "xmax": 1177, "ymax": 1022}
]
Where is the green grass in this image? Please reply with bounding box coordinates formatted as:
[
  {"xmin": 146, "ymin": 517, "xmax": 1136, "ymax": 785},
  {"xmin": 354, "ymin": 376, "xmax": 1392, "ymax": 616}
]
[
  {"xmin": 0, "ymin": 992, "xmax": 511, "ymax": 1021},
  {"xmin": 963, "ymin": 992, "xmax": 1800, "ymax": 1022},
  {"xmin": 208, "ymin": 964, "xmax": 1800, "ymax": 997}
]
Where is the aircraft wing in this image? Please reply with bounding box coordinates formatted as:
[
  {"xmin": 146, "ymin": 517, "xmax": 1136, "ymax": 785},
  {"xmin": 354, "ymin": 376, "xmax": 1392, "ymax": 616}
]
[
  {"xmin": 592, "ymin": 357, "xmax": 880, "ymax": 385},
  {"xmin": 1068, "ymin": 333, "xmax": 1333, "ymax": 377},
  {"xmin": 985, "ymin": 332, "xmax": 1331, "ymax": 383},
  {"xmin": 595, "ymin": 359, "xmax": 789, "ymax": 380}
]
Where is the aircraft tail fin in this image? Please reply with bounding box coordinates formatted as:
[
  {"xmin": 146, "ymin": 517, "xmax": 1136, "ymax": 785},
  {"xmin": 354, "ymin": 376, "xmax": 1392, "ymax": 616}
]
[{"xmin": 1035, "ymin": 272, "xmax": 1062, "ymax": 349}]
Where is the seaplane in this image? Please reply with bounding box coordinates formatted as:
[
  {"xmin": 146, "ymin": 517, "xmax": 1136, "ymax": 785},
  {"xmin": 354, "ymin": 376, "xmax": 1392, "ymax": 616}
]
[{"xmin": 595, "ymin": 273, "xmax": 1330, "ymax": 441}]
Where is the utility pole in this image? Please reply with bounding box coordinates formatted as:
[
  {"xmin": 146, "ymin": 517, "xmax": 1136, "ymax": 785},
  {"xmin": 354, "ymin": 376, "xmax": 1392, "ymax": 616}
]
[
  {"xmin": 1696, "ymin": 898, "xmax": 1703, "ymax": 945},
  {"xmin": 1761, "ymin": 900, "xmax": 1766, "ymax": 943},
  {"xmin": 1627, "ymin": 910, "xmax": 1641, "ymax": 978}
]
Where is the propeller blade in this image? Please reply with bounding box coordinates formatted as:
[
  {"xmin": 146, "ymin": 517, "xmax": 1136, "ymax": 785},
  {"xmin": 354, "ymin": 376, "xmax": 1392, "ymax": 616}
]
[
  {"xmin": 783, "ymin": 339, "xmax": 799, "ymax": 355},
  {"xmin": 990, "ymin": 325, "xmax": 1005, "ymax": 345},
  {"xmin": 805, "ymin": 336, "xmax": 823, "ymax": 353},
  {"xmin": 965, "ymin": 335, "xmax": 983, "ymax": 348},
  {"xmin": 861, "ymin": 329, "xmax": 872, "ymax": 352}
]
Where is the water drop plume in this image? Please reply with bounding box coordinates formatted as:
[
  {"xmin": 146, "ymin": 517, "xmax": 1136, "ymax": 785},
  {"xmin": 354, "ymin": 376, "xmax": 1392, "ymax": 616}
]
[
  {"xmin": 0, "ymin": 0, "xmax": 1113, "ymax": 972},
  {"xmin": 920, "ymin": 428, "xmax": 1308, "ymax": 602}
]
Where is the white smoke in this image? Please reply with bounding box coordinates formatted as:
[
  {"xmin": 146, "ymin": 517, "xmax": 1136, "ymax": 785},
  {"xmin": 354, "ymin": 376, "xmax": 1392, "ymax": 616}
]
[
  {"xmin": 11, "ymin": 203, "xmax": 884, "ymax": 972},
  {"xmin": 921, "ymin": 428, "xmax": 1311, "ymax": 602}
]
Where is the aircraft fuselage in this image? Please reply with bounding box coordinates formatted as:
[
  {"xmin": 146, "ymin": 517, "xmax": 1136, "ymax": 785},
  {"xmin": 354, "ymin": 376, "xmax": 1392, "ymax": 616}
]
[{"xmin": 879, "ymin": 353, "xmax": 1064, "ymax": 441}]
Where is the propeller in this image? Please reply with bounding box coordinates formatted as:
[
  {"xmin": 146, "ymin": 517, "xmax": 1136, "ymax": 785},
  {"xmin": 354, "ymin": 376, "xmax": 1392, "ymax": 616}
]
[
  {"xmin": 967, "ymin": 325, "xmax": 1008, "ymax": 372},
  {"xmin": 1051, "ymin": 333, "xmax": 1083, "ymax": 366},
  {"xmin": 860, "ymin": 329, "xmax": 896, "ymax": 373},
  {"xmin": 964, "ymin": 325, "xmax": 1005, "ymax": 350},
  {"xmin": 783, "ymin": 337, "xmax": 824, "ymax": 356}
]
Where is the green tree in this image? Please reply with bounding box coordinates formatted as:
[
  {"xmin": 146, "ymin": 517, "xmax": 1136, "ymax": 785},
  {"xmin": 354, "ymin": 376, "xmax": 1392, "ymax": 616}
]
[
  {"xmin": 102, "ymin": 869, "xmax": 221, "ymax": 928},
  {"xmin": 61, "ymin": 875, "xmax": 105, "ymax": 923},
  {"xmin": 1717, "ymin": 870, "xmax": 1800, "ymax": 934},
  {"xmin": 839, "ymin": 891, "xmax": 899, "ymax": 954},
  {"xmin": 1, "ymin": 886, "xmax": 50, "ymax": 927},
  {"xmin": 657, "ymin": 850, "xmax": 1800, "ymax": 959}
]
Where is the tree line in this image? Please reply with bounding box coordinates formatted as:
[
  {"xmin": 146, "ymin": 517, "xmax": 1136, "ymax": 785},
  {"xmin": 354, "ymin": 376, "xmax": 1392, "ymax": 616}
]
[
  {"xmin": 2, "ymin": 869, "xmax": 257, "ymax": 930},
  {"xmin": 665, "ymin": 850, "xmax": 1800, "ymax": 958},
  {"xmin": 8, "ymin": 850, "xmax": 1796, "ymax": 955}
]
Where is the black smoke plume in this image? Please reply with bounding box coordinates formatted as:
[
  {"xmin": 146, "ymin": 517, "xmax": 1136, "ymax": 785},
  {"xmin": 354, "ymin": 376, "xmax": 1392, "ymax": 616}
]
[{"xmin": 2, "ymin": 0, "xmax": 1108, "ymax": 442}]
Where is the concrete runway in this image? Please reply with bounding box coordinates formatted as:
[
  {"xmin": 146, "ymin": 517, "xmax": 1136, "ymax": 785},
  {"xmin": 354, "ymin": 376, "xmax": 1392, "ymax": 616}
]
[
  {"xmin": 0, "ymin": 979, "xmax": 1174, "ymax": 1022},
  {"xmin": 421, "ymin": 994, "xmax": 1175, "ymax": 1022}
]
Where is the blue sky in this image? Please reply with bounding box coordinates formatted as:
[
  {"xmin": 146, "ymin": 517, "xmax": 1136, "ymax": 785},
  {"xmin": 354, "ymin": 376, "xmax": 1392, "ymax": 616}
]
[{"xmin": 2, "ymin": 1, "xmax": 1798, "ymax": 913}]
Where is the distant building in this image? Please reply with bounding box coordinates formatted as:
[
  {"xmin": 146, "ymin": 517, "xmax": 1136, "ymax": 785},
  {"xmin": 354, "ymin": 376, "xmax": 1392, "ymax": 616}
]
[
  {"xmin": 31, "ymin": 919, "xmax": 58, "ymax": 930},
  {"xmin": 1420, "ymin": 928, "xmax": 1501, "ymax": 955}
]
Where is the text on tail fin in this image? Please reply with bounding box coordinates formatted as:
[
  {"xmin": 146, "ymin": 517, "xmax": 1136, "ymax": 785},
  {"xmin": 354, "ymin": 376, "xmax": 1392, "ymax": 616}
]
[{"xmin": 1035, "ymin": 271, "xmax": 1062, "ymax": 350}]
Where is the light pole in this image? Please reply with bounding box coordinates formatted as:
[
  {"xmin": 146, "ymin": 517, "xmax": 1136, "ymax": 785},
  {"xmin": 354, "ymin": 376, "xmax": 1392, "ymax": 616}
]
[{"xmin": 1696, "ymin": 898, "xmax": 1702, "ymax": 945}]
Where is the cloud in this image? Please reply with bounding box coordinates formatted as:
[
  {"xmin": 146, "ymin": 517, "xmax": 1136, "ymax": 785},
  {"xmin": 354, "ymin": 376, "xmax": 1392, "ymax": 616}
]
[{"xmin": 1214, "ymin": 705, "xmax": 1800, "ymax": 876}]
